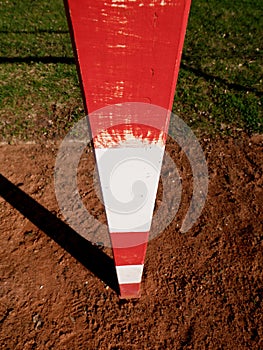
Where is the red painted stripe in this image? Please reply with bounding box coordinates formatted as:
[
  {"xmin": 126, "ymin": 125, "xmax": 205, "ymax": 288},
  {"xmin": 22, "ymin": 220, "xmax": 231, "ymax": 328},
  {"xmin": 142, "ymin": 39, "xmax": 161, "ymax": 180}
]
[
  {"xmin": 65, "ymin": 0, "xmax": 191, "ymax": 113},
  {"xmin": 113, "ymin": 245, "xmax": 147, "ymax": 266},
  {"xmin": 111, "ymin": 232, "xmax": 149, "ymax": 265},
  {"xmin": 119, "ymin": 283, "xmax": 141, "ymax": 299},
  {"xmin": 110, "ymin": 232, "xmax": 149, "ymax": 248}
]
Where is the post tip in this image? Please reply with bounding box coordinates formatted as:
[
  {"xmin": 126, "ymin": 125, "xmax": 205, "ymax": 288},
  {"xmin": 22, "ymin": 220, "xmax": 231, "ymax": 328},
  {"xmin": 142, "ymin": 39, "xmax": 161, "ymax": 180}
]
[{"xmin": 119, "ymin": 283, "xmax": 141, "ymax": 299}]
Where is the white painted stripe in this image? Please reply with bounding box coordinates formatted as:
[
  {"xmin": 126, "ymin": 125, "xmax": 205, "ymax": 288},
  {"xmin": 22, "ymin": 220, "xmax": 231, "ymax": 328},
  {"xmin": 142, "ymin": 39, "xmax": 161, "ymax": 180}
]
[
  {"xmin": 116, "ymin": 265, "xmax": 144, "ymax": 284},
  {"xmin": 95, "ymin": 145, "xmax": 164, "ymax": 232}
]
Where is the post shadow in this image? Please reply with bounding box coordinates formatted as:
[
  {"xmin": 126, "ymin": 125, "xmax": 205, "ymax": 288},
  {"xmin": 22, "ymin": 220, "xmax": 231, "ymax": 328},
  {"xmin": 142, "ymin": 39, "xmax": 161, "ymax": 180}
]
[
  {"xmin": 181, "ymin": 55, "xmax": 262, "ymax": 97},
  {"xmin": 0, "ymin": 56, "xmax": 75, "ymax": 64},
  {"xmin": 0, "ymin": 174, "xmax": 119, "ymax": 294}
]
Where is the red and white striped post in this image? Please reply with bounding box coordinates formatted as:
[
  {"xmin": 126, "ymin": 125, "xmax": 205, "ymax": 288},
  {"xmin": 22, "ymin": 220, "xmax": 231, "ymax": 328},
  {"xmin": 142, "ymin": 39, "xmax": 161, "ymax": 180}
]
[{"xmin": 64, "ymin": 0, "xmax": 191, "ymax": 298}]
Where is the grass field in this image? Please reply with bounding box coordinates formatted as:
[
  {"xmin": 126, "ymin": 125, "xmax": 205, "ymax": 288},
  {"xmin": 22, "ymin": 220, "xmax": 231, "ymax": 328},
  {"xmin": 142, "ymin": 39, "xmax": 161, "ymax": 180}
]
[{"xmin": 0, "ymin": 0, "xmax": 262, "ymax": 142}]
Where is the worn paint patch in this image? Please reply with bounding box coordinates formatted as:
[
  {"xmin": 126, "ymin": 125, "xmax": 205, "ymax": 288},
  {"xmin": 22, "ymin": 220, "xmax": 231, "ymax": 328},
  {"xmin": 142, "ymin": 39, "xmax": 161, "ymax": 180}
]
[{"xmin": 93, "ymin": 123, "xmax": 166, "ymax": 148}]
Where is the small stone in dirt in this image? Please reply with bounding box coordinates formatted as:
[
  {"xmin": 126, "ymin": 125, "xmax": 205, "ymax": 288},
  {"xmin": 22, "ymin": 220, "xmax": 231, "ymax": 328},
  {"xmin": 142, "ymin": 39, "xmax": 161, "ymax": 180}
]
[
  {"xmin": 32, "ymin": 313, "xmax": 43, "ymax": 330},
  {"xmin": 95, "ymin": 242, "xmax": 104, "ymax": 249},
  {"xmin": 69, "ymin": 315, "xmax": 75, "ymax": 324},
  {"xmin": 24, "ymin": 230, "xmax": 34, "ymax": 237}
]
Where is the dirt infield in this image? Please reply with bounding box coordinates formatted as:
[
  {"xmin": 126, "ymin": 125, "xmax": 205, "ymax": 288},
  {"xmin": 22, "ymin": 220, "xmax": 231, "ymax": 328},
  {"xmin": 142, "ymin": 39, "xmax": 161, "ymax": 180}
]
[{"xmin": 0, "ymin": 134, "xmax": 262, "ymax": 349}]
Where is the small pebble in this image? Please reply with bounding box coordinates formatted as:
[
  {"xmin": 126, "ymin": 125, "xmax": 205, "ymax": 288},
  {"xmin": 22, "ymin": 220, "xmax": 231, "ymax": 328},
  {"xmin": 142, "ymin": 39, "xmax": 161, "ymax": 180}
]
[{"xmin": 32, "ymin": 314, "xmax": 43, "ymax": 330}]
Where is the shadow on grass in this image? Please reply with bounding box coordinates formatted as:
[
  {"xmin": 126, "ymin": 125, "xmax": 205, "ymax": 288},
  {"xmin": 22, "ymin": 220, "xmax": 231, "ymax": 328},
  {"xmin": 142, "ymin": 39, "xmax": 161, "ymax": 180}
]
[
  {"xmin": 181, "ymin": 56, "xmax": 262, "ymax": 97},
  {"xmin": 0, "ymin": 54, "xmax": 261, "ymax": 97},
  {"xmin": 0, "ymin": 56, "xmax": 75, "ymax": 64},
  {"xmin": 0, "ymin": 30, "xmax": 69, "ymax": 34},
  {"xmin": 0, "ymin": 174, "xmax": 119, "ymax": 295}
]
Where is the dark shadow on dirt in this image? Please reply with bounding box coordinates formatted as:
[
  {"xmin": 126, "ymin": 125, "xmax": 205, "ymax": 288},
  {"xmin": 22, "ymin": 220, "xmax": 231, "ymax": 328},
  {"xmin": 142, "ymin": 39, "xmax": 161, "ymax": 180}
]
[{"xmin": 0, "ymin": 174, "xmax": 119, "ymax": 294}]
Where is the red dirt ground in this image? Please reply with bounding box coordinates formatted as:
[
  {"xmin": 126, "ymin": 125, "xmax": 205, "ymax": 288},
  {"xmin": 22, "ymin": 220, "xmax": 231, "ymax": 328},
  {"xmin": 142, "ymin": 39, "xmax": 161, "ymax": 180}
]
[{"xmin": 0, "ymin": 134, "xmax": 262, "ymax": 349}]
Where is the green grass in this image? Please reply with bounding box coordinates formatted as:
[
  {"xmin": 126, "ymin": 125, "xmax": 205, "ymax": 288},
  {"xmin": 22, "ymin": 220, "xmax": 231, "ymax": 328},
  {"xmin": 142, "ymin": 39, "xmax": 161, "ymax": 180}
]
[
  {"xmin": 0, "ymin": 0, "xmax": 82, "ymax": 141},
  {"xmin": 0, "ymin": 0, "xmax": 262, "ymax": 142},
  {"xmin": 174, "ymin": 0, "xmax": 263, "ymax": 135}
]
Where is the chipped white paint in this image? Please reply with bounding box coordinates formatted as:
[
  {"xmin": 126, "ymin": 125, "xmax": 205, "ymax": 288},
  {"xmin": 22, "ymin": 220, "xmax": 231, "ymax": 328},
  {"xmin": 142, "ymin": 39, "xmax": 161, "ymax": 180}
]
[
  {"xmin": 108, "ymin": 44, "xmax": 127, "ymax": 48},
  {"xmin": 93, "ymin": 127, "xmax": 165, "ymax": 148},
  {"xmin": 117, "ymin": 30, "xmax": 141, "ymax": 39},
  {"xmin": 105, "ymin": 0, "xmax": 169, "ymax": 9},
  {"xmin": 111, "ymin": 4, "xmax": 128, "ymax": 8},
  {"xmin": 110, "ymin": 0, "xmax": 128, "ymax": 8},
  {"xmin": 113, "ymin": 81, "xmax": 125, "ymax": 98},
  {"xmin": 149, "ymin": 0, "xmax": 169, "ymax": 7},
  {"xmin": 119, "ymin": 19, "xmax": 128, "ymax": 24}
]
